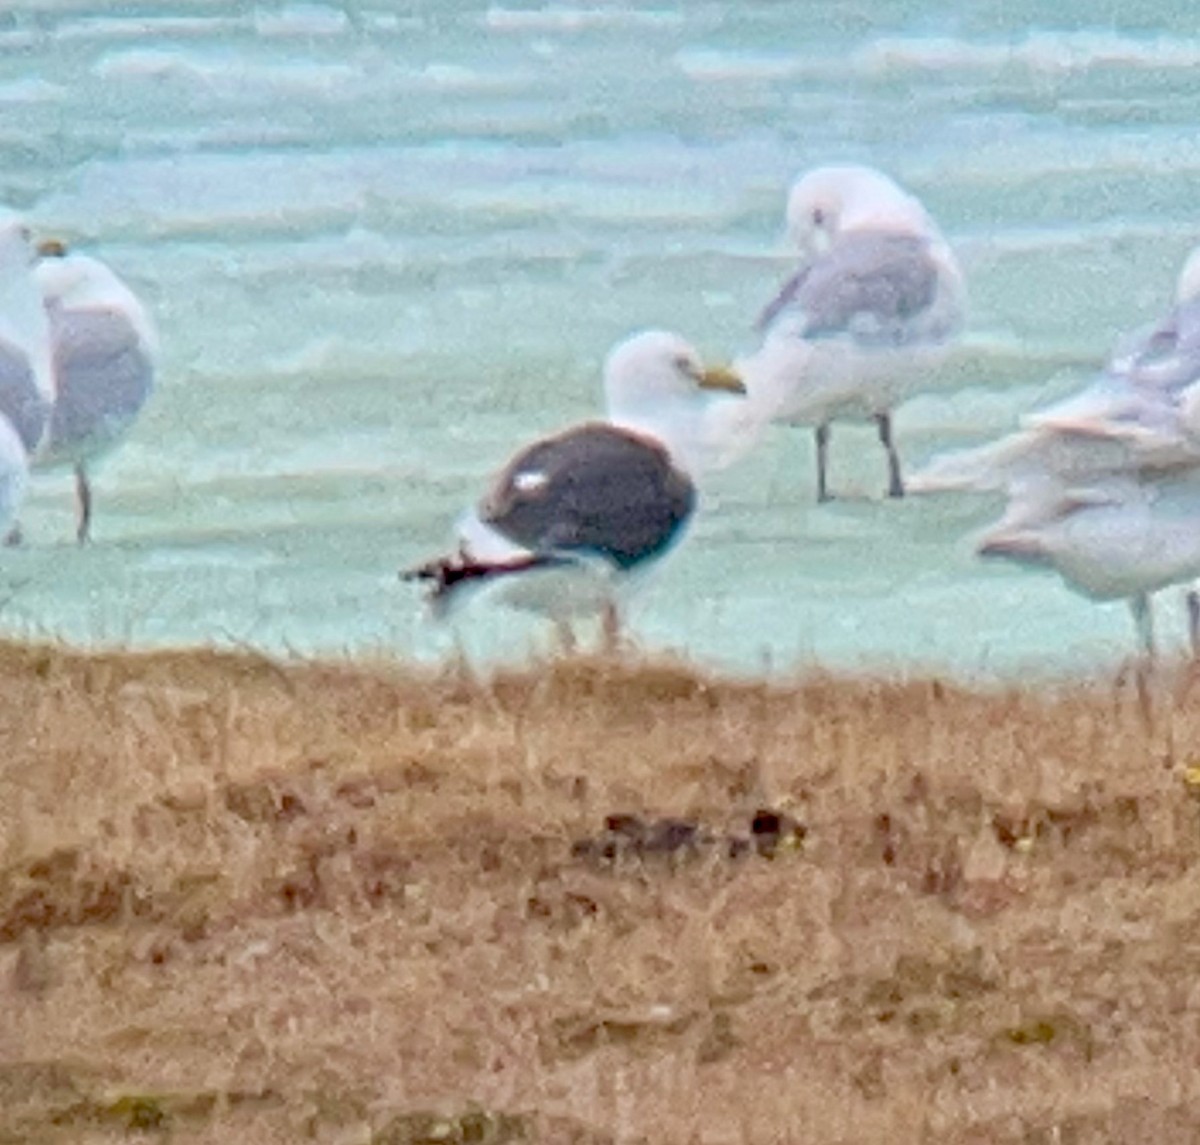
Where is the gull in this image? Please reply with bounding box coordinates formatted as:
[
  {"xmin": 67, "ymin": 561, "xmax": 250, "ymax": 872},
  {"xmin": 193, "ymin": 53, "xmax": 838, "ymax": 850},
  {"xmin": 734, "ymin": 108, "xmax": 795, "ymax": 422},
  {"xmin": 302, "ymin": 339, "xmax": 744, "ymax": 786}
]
[
  {"xmin": 402, "ymin": 330, "xmax": 745, "ymax": 645},
  {"xmin": 32, "ymin": 240, "xmax": 158, "ymax": 543},
  {"xmin": 0, "ymin": 211, "xmax": 53, "ymax": 457},
  {"xmin": 913, "ymin": 245, "xmax": 1200, "ymax": 497},
  {"xmin": 977, "ymin": 472, "xmax": 1200, "ymax": 657},
  {"xmin": 913, "ymin": 244, "xmax": 1200, "ymax": 656},
  {"xmin": 0, "ymin": 209, "xmax": 54, "ymax": 542},
  {"xmin": 1024, "ymin": 273, "xmax": 1200, "ymax": 468},
  {"xmin": 738, "ymin": 164, "xmax": 966, "ymax": 501}
]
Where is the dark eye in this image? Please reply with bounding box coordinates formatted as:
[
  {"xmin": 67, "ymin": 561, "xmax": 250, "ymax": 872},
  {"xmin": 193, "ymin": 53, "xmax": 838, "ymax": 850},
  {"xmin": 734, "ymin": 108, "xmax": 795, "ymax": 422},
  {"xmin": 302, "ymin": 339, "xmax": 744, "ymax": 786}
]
[
  {"xmin": 811, "ymin": 207, "xmax": 826, "ymax": 227},
  {"xmin": 673, "ymin": 354, "xmax": 695, "ymax": 375}
]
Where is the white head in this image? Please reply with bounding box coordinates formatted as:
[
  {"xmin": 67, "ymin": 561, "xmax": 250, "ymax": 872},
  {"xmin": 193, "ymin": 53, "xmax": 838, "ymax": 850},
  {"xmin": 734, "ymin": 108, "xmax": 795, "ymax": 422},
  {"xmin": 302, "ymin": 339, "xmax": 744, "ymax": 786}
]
[
  {"xmin": 0, "ymin": 210, "xmax": 32, "ymax": 273},
  {"xmin": 0, "ymin": 209, "xmax": 53, "ymax": 401},
  {"xmin": 35, "ymin": 244, "xmax": 159, "ymax": 353},
  {"xmin": 1175, "ymin": 244, "xmax": 1200, "ymax": 305},
  {"xmin": 602, "ymin": 330, "xmax": 745, "ymax": 472},
  {"xmin": 785, "ymin": 164, "xmax": 937, "ymax": 254}
]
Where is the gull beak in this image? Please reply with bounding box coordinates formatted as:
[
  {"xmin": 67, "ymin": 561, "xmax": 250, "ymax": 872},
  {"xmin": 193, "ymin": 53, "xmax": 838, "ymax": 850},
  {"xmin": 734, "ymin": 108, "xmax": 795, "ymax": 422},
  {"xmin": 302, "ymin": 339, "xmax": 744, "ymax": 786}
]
[
  {"xmin": 697, "ymin": 364, "xmax": 746, "ymax": 395},
  {"xmin": 36, "ymin": 237, "xmax": 69, "ymax": 258}
]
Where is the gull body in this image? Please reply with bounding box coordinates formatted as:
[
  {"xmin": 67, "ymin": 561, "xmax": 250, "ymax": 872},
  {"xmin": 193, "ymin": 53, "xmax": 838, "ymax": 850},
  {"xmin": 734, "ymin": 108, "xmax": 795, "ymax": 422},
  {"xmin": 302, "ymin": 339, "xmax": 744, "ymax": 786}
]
[
  {"xmin": 0, "ymin": 416, "xmax": 29, "ymax": 542},
  {"xmin": 913, "ymin": 249, "xmax": 1200, "ymax": 499},
  {"xmin": 913, "ymin": 244, "xmax": 1200, "ymax": 656},
  {"xmin": 403, "ymin": 330, "xmax": 745, "ymax": 639},
  {"xmin": 738, "ymin": 164, "xmax": 966, "ymax": 501},
  {"xmin": 978, "ymin": 472, "xmax": 1200, "ymax": 656},
  {"xmin": 0, "ymin": 211, "xmax": 53, "ymax": 458},
  {"xmin": 1024, "ymin": 295, "xmax": 1200, "ymax": 467},
  {"xmin": 0, "ymin": 210, "xmax": 53, "ymax": 539},
  {"xmin": 33, "ymin": 244, "xmax": 157, "ymax": 543}
]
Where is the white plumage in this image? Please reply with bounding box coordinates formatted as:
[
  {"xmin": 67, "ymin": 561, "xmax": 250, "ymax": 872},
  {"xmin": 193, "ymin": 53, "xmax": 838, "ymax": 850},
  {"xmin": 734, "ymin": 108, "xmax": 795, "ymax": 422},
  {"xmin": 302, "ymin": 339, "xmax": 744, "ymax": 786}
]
[
  {"xmin": 912, "ymin": 243, "xmax": 1200, "ymax": 656},
  {"xmin": 0, "ymin": 211, "xmax": 51, "ymax": 542},
  {"xmin": 33, "ymin": 243, "xmax": 158, "ymax": 543},
  {"xmin": 737, "ymin": 164, "xmax": 966, "ymax": 501}
]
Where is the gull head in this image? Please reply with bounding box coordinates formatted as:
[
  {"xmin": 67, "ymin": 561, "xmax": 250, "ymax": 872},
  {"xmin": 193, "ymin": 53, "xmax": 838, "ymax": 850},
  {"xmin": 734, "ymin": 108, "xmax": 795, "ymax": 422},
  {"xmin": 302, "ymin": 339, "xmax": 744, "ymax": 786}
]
[
  {"xmin": 785, "ymin": 164, "xmax": 935, "ymax": 254},
  {"xmin": 0, "ymin": 210, "xmax": 36, "ymax": 272},
  {"xmin": 603, "ymin": 330, "xmax": 744, "ymax": 415},
  {"xmin": 35, "ymin": 242, "xmax": 159, "ymax": 353},
  {"xmin": 36, "ymin": 241, "xmax": 113, "ymax": 308},
  {"xmin": 602, "ymin": 330, "xmax": 745, "ymax": 471}
]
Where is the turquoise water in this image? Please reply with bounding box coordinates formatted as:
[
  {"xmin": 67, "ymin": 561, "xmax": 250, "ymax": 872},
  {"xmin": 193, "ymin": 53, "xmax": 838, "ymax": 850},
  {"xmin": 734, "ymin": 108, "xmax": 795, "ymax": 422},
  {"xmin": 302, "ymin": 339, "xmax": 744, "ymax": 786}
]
[{"xmin": 2, "ymin": 1, "xmax": 1199, "ymax": 677}]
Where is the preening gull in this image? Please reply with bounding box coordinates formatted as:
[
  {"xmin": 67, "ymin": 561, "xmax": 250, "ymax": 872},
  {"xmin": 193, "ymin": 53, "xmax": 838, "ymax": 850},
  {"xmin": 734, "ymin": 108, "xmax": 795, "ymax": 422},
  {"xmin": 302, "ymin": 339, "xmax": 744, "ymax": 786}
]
[
  {"xmin": 738, "ymin": 164, "xmax": 966, "ymax": 501},
  {"xmin": 912, "ymin": 244, "xmax": 1200, "ymax": 656},
  {"xmin": 33, "ymin": 241, "xmax": 158, "ymax": 543},
  {"xmin": 403, "ymin": 330, "xmax": 745, "ymax": 641}
]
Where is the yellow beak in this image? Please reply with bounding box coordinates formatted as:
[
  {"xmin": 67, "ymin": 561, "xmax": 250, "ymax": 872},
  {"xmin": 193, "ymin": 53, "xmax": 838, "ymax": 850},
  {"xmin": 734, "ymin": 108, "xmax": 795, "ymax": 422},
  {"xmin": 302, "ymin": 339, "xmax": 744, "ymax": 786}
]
[
  {"xmin": 697, "ymin": 364, "xmax": 746, "ymax": 395},
  {"xmin": 36, "ymin": 238, "xmax": 69, "ymax": 258}
]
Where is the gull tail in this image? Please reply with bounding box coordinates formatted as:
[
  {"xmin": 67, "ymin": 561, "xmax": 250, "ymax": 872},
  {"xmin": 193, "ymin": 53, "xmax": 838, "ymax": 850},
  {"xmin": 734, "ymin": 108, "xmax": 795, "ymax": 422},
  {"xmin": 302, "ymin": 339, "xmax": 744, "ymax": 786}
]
[{"xmin": 401, "ymin": 551, "xmax": 570, "ymax": 615}]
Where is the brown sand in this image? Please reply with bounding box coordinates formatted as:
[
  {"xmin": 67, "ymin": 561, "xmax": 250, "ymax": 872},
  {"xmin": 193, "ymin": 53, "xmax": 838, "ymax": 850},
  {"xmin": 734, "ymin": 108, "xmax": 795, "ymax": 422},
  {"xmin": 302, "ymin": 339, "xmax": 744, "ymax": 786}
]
[{"xmin": 3, "ymin": 640, "xmax": 1200, "ymax": 1143}]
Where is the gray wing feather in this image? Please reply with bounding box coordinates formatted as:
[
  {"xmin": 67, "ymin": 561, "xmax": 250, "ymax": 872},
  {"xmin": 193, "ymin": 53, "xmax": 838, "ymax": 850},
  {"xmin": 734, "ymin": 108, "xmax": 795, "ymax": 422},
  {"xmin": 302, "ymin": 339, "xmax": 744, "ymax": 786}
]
[
  {"xmin": 0, "ymin": 340, "xmax": 50, "ymax": 454},
  {"xmin": 480, "ymin": 423, "xmax": 695, "ymax": 569},
  {"xmin": 760, "ymin": 231, "xmax": 939, "ymax": 345},
  {"xmin": 1120, "ymin": 295, "xmax": 1200, "ymax": 393},
  {"xmin": 45, "ymin": 308, "xmax": 155, "ymax": 460}
]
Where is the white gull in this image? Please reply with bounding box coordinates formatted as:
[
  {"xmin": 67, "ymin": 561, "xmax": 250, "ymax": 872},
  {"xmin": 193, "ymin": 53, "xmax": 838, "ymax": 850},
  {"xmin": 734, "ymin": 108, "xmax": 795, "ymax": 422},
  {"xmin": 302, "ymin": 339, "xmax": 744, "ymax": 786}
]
[
  {"xmin": 913, "ymin": 243, "xmax": 1200, "ymax": 656},
  {"xmin": 736, "ymin": 164, "xmax": 966, "ymax": 501},
  {"xmin": 33, "ymin": 240, "xmax": 158, "ymax": 543}
]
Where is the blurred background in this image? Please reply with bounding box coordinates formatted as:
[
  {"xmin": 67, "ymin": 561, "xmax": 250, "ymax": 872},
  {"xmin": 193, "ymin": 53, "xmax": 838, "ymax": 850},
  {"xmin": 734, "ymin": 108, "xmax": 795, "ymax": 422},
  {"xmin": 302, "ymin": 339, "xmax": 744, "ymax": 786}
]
[{"xmin": 2, "ymin": 0, "xmax": 1198, "ymax": 676}]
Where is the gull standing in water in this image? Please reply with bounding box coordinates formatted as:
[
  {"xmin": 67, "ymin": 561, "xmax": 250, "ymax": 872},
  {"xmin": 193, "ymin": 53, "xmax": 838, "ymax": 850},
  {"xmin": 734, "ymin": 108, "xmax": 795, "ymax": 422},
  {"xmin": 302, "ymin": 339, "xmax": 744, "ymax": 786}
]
[
  {"xmin": 0, "ymin": 210, "xmax": 54, "ymax": 542},
  {"xmin": 33, "ymin": 240, "xmax": 157, "ymax": 543},
  {"xmin": 403, "ymin": 330, "xmax": 745, "ymax": 645},
  {"xmin": 912, "ymin": 244, "xmax": 1200, "ymax": 657},
  {"xmin": 738, "ymin": 164, "xmax": 966, "ymax": 502}
]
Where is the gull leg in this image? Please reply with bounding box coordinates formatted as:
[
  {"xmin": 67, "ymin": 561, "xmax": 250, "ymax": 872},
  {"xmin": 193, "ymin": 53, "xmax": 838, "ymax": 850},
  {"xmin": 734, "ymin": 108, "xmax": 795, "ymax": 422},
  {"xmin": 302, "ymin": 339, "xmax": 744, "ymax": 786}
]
[
  {"xmin": 74, "ymin": 463, "xmax": 92, "ymax": 545},
  {"xmin": 815, "ymin": 422, "xmax": 832, "ymax": 503},
  {"xmin": 1188, "ymin": 588, "xmax": 1200, "ymax": 660},
  {"xmin": 1128, "ymin": 593, "xmax": 1157, "ymax": 731},
  {"xmin": 553, "ymin": 616, "xmax": 577, "ymax": 655},
  {"xmin": 875, "ymin": 411, "xmax": 905, "ymax": 499},
  {"xmin": 601, "ymin": 599, "xmax": 622, "ymax": 655},
  {"xmin": 1130, "ymin": 592, "xmax": 1156, "ymax": 660},
  {"xmin": 3, "ymin": 524, "xmax": 21, "ymax": 547}
]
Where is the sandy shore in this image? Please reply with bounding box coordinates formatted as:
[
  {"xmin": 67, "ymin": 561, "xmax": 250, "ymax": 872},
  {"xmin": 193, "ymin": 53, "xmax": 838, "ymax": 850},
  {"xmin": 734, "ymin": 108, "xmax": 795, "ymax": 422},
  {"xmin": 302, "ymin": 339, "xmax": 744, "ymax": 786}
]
[{"xmin": 3, "ymin": 641, "xmax": 1200, "ymax": 1143}]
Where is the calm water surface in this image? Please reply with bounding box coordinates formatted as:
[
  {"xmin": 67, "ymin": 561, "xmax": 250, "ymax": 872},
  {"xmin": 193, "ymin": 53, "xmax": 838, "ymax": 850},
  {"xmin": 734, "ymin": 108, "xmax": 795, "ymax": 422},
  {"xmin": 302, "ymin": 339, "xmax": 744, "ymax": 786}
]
[{"xmin": 2, "ymin": 0, "xmax": 1199, "ymax": 678}]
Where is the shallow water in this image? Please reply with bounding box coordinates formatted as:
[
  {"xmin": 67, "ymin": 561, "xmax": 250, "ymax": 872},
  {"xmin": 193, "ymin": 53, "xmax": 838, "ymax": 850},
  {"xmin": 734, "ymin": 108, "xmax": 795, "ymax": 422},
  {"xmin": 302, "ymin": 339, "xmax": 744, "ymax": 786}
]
[{"xmin": 2, "ymin": 1, "xmax": 1199, "ymax": 678}]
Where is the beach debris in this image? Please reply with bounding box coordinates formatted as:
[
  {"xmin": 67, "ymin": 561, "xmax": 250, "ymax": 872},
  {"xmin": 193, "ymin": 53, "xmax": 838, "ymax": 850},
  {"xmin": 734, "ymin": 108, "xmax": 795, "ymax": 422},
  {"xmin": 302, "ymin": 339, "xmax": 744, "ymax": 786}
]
[{"xmin": 570, "ymin": 807, "xmax": 805, "ymax": 866}]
